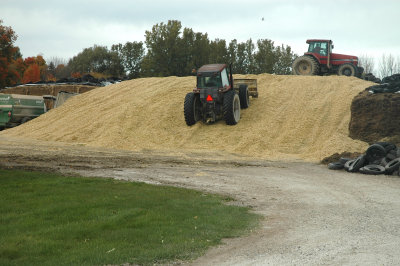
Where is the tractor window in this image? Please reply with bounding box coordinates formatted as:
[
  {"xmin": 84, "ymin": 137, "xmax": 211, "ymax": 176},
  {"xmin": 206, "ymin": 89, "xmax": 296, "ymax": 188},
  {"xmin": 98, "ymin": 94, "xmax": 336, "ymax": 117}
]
[
  {"xmin": 197, "ymin": 74, "xmax": 222, "ymax": 88},
  {"xmin": 221, "ymin": 68, "xmax": 230, "ymax": 87},
  {"xmin": 308, "ymin": 42, "xmax": 328, "ymax": 56}
]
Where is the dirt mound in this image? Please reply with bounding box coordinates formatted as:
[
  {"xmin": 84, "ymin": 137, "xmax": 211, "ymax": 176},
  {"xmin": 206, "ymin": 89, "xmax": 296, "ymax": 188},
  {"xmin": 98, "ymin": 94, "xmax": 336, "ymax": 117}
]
[
  {"xmin": 1, "ymin": 84, "xmax": 96, "ymax": 96},
  {"xmin": 0, "ymin": 74, "xmax": 374, "ymax": 162},
  {"xmin": 349, "ymin": 91, "xmax": 400, "ymax": 144}
]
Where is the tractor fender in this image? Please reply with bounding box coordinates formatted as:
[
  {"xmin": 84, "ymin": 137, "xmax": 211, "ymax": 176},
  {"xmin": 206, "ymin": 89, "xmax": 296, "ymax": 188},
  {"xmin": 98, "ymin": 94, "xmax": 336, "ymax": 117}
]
[{"xmin": 304, "ymin": 53, "xmax": 322, "ymax": 65}]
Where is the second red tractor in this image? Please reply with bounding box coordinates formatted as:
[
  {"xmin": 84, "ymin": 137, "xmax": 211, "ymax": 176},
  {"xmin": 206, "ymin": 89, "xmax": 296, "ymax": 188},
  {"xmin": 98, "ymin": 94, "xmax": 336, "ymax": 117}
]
[{"xmin": 292, "ymin": 39, "xmax": 363, "ymax": 77}]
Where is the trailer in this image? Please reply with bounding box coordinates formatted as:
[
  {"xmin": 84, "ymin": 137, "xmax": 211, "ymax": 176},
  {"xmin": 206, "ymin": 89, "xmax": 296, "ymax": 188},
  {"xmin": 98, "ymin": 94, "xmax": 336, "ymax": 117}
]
[
  {"xmin": 0, "ymin": 94, "xmax": 46, "ymax": 129},
  {"xmin": 233, "ymin": 79, "xmax": 258, "ymax": 98}
]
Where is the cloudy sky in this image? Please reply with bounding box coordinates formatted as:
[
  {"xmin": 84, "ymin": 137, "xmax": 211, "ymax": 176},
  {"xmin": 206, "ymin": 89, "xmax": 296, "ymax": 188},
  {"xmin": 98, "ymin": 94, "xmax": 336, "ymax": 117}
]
[{"xmin": 1, "ymin": 0, "xmax": 399, "ymax": 69}]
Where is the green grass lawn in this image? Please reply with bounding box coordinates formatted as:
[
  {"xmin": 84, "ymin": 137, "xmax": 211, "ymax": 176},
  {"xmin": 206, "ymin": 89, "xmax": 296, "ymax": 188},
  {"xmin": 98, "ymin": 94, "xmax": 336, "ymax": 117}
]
[{"xmin": 0, "ymin": 169, "xmax": 259, "ymax": 265}]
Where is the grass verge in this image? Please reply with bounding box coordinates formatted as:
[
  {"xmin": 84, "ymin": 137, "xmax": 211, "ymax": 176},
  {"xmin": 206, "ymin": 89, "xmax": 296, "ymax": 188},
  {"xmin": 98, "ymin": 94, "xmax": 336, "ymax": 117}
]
[{"xmin": 0, "ymin": 170, "xmax": 259, "ymax": 265}]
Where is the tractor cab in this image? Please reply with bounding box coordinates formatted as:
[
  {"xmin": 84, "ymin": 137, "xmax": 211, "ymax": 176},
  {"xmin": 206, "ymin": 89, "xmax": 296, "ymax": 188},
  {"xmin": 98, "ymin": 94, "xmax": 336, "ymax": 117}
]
[
  {"xmin": 307, "ymin": 40, "xmax": 333, "ymax": 57},
  {"xmin": 197, "ymin": 74, "xmax": 222, "ymax": 88},
  {"xmin": 196, "ymin": 64, "xmax": 231, "ymax": 90},
  {"xmin": 305, "ymin": 39, "xmax": 334, "ymax": 69}
]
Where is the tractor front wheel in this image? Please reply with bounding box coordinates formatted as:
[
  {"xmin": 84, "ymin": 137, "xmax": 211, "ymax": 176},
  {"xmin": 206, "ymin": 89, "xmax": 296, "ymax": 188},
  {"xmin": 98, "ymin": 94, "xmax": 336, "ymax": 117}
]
[
  {"xmin": 292, "ymin": 56, "xmax": 320, "ymax": 75},
  {"xmin": 223, "ymin": 90, "xmax": 240, "ymax": 125},
  {"xmin": 338, "ymin": 63, "xmax": 357, "ymax": 77}
]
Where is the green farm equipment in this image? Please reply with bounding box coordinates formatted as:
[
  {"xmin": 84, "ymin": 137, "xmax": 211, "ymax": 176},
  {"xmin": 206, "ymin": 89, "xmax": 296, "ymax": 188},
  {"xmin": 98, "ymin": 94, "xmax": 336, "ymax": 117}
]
[{"xmin": 0, "ymin": 94, "xmax": 46, "ymax": 130}]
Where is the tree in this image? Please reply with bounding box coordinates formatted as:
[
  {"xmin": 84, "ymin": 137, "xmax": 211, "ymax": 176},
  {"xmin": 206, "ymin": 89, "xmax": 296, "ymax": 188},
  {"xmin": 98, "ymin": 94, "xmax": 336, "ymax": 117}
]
[
  {"xmin": 36, "ymin": 55, "xmax": 48, "ymax": 80},
  {"xmin": 379, "ymin": 54, "xmax": 396, "ymax": 78},
  {"xmin": 191, "ymin": 32, "xmax": 210, "ymax": 72},
  {"xmin": 142, "ymin": 20, "xmax": 182, "ymax": 76},
  {"xmin": 22, "ymin": 63, "xmax": 40, "ymax": 83},
  {"xmin": 68, "ymin": 45, "xmax": 124, "ymax": 76},
  {"xmin": 227, "ymin": 39, "xmax": 238, "ymax": 72},
  {"xmin": 209, "ymin": 39, "xmax": 228, "ymax": 65},
  {"xmin": 235, "ymin": 39, "xmax": 255, "ymax": 74},
  {"xmin": 177, "ymin": 27, "xmax": 195, "ymax": 76},
  {"xmin": 112, "ymin": 41, "xmax": 144, "ymax": 79},
  {"xmin": 358, "ymin": 54, "xmax": 375, "ymax": 74},
  {"xmin": 21, "ymin": 56, "xmax": 48, "ymax": 83},
  {"xmin": 47, "ymin": 56, "xmax": 67, "ymax": 68},
  {"xmin": 48, "ymin": 61, "xmax": 56, "ymax": 77},
  {"xmin": 108, "ymin": 51, "xmax": 124, "ymax": 77},
  {"xmin": 10, "ymin": 57, "xmax": 25, "ymax": 83},
  {"xmin": 395, "ymin": 56, "xmax": 400, "ymax": 74},
  {"xmin": 47, "ymin": 56, "xmax": 67, "ymax": 79},
  {"xmin": 254, "ymin": 39, "xmax": 275, "ymax": 74},
  {"xmin": 273, "ymin": 44, "xmax": 295, "ymax": 75},
  {"xmin": 244, "ymin": 39, "xmax": 256, "ymax": 74},
  {"xmin": 54, "ymin": 64, "xmax": 71, "ymax": 79},
  {"xmin": 133, "ymin": 20, "xmax": 297, "ymax": 77},
  {"xmin": 0, "ymin": 20, "xmax": 22, "ymax": 88}
]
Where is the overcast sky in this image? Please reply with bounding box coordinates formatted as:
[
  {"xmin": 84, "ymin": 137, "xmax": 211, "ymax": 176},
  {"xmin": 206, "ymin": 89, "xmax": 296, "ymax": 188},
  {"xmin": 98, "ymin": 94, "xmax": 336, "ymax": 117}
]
[{"xmin": 1, "ymin": 0, "xmax": 399, "ymax": 69}]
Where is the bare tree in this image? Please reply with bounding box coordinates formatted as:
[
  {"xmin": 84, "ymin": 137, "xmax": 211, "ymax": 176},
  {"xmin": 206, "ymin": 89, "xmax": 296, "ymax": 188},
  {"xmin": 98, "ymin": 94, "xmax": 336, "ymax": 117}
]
[
  {"xmin": 46, "ymin": 56, "xmax": 67, "ymax": 68},
  {"xmin": 379, "ymin": 54, "xmax": 388, "ymax": 78},
  {"xmin": 379, "ymin": 54, "xmax": 396, "ymax": 78},
  {"xmin": 395, "ymin": 55, "xmax": 400, "ymax": 74},
  {"xmin": 358, "ymin": 54, "xmax": 375, "ymax": 74},
  {"xmin": 387, "ymin": 54, "xmax": 395, "ymax": 76}
]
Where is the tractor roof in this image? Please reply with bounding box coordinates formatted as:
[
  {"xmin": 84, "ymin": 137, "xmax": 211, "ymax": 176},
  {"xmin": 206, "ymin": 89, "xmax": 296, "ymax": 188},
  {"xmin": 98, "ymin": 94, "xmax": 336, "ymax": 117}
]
[
  {"xmin": 306, "ymin": 39, "xmax": 332, "ymax": 44},
  {"xmin": 197, "ymin": 64, "xmax": 227, "ymax": 75}
]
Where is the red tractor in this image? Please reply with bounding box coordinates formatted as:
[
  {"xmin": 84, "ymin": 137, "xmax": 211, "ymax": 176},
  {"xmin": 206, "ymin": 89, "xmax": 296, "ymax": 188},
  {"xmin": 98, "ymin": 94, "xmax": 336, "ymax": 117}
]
[
  {"xmin": 184, "ymin": 64, "xmax": 258, "ymax": 126},
  {"xmin": 292, "ymin": 39, "xmax": 363, "ymax": 77}
]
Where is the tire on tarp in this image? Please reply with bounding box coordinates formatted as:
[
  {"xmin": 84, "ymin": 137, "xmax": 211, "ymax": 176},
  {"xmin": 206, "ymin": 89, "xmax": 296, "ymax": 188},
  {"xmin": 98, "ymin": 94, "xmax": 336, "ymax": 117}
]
[
  {"xmin": 328, "ymin": 162, "xmax": 344, "ymax": 170},
  {"xmin": 344, "ymin": 159, "xmax": 355, "ymax": 171},
  {"xmin": 359, "ymin": 164, "xmax": 386, "ymax": 175},
  {"xmin": 347, "ymin": 155, "xmax": 366, "ymax": 172},
  {"xmin": 385, "ymin": 158, "xmax": 400, "ymax": 175},
  {"xmin": 366, "ymin": 144, "xmax": 386, "ymax": 163}
]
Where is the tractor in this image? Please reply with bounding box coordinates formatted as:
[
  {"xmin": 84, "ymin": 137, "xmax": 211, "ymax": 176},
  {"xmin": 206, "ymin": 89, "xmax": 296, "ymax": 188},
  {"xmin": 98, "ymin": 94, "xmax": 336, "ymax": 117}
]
[
  {"xmin": 292, "ymin": 39, "xmax": 363, "ymax": 77},
  {"xmin": 184, "ymin": 64, "xmax": 258, "ymax": 126}
]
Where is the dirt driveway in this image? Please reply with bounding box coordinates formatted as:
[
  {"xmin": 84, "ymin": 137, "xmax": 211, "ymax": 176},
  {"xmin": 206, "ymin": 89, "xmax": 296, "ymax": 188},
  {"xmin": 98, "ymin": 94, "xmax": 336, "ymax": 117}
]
[{"xmin": 1, "ymin": 136, "xmax": 399, "ymax": 265}]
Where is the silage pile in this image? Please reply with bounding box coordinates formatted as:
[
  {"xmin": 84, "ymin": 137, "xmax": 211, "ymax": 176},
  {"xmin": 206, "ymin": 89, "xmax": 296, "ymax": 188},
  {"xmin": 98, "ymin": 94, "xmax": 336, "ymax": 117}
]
[{"xmin": 0, "ymin": 74, "xmax": 374, "ymax": 162}]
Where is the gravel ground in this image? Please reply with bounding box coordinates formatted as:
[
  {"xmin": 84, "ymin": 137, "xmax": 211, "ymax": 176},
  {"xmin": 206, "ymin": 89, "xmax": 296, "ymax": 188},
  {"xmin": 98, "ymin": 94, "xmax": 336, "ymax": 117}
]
[{"xmin": 1, "ymin": 136, "xmax": 399, "ymax": 265}]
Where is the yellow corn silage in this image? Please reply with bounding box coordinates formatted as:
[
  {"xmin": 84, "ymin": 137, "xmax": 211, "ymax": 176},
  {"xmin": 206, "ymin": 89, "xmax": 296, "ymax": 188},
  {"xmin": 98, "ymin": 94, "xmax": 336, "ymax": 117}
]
[{"xmin": 1, "ymin": 74, "xmax": 373, "ymax": 162}]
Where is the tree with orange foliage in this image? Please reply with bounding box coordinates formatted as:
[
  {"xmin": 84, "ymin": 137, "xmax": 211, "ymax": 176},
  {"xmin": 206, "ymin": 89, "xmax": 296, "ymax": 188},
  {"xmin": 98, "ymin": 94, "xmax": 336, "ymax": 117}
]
[
  {"xmin": 46, "ymin": 73, "xmax": 56, "ymax": 82},
  {"xmin": 35, "ymin": 55, "xmax": 48, "ymax": 80},
  {"xmin": 22, "ymin": 64, "xmax": 40, "ymax": 83},
  {"xmin": 71, "ymin": 72, "xmax": 82, "ymax": 78},
  {"xmin": 0, "ymin": 19, "xmax": 22, "ymax": 88},
  {"xmin": 22, "ymin": 56, "xmax": 48, "ymax": 84}
]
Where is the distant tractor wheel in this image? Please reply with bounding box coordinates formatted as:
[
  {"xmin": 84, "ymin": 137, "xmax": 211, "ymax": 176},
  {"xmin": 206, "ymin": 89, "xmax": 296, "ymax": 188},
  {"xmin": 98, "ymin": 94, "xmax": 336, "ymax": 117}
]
[
  {"xmin": 184, "ymin": 92, "xmax": 201, "ymax": 126},
  {"xmin": 223, "ymin": 90, "xmax": 240, "ymax": 125},
  {"xmin": 238, "ymin": 84, "xmax": 250, "ymax": 109},
  {"xmin": 292, "ymin": 56, "xmax": 320, "ymax": 75},
  {"xmin": 338, "ymin": 63, "xmax": 357, "ymax": 77}
]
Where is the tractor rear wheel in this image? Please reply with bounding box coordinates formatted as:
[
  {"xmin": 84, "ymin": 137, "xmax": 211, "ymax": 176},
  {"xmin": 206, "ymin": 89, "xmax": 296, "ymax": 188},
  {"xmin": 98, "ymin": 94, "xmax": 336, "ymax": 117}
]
[
  {"xmin": 292, "ymin": 56, "xmax": 320, "ymax": 75},
  {"xmin": 184, "ymin": 92, "xmax": 201, "ymax": 126},
  {"xmin": 338, "ymin": 63, "xmax": 357, "ymax": 77},
  {"xmin": 239, "ymin": 84, "xmax": 249, "ymax": 109},
  {"xmin": 223, "ymin": 90, "xmax": 240, "ymax": 125}
]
